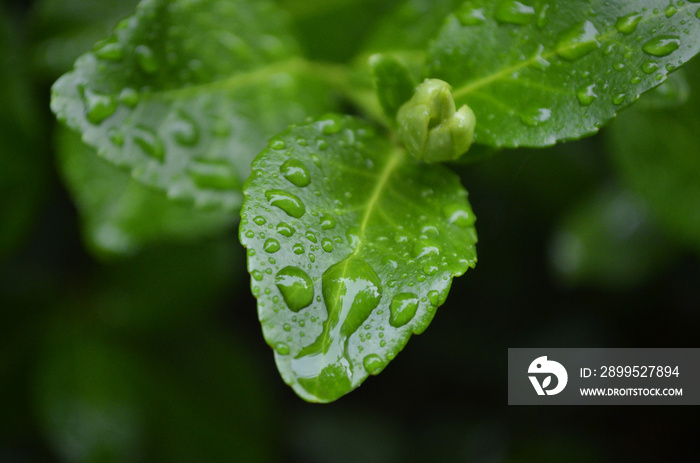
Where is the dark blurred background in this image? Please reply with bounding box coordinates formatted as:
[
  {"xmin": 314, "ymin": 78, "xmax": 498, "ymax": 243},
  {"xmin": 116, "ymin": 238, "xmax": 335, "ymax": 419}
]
[{"xmin": 2, "ymin": 0, "xmax": 700, "ymax": 461}]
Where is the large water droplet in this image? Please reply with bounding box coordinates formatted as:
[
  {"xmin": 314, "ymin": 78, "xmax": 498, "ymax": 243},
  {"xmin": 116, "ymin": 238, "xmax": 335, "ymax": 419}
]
[
  {"xmin": 275, "ymin": 343, "xmax": 290, "ymax": 355},
  {"xmin": 265, "ymin": 190, "xmax": 306, "ymax": 218},
  {"xmin": 642, "ymin": 61, "xmax": 660, "ymax": 74},
  {"xmin": 188, "ymin": 159, "xmax": 239, "ymax": 190},
  {"xmin": 577, "ymin": 84, "xmax": 598, "ymax": 106},
  {"xmin": 615, "ymin": 12, "xmax": 643, "ymax": 34},
  {"xmin": 520, "ymin": 108, "xmax": 551, "ymax": 127},
  {"xmin": 321, "ymin": 238, "xmax": 334, "ymax": 252},
  {"xmin": 443, "ymin": 203, "xmax": 475, "ymax": 228},
  {"xmin": 494, "ymin": 0, "xmax": 536, "ymax": 25},
  {"xmin": 83, "ymin": 89, "xmax": 117, "ymax": 124},
  {"xmin": 455, "ymin": 5, "xmax": 486, "ymax": 26},
  {"xmin": 363, "ymin": 354, "xmax": 385, "ymax": 375},
  {"xmin": 555, "ymin": 21, "xmax": 601, "ymax": 61},
  {"xmin": 133, "ymin": 125, "xmax": 164, "ymax": 161},
  {"xmin": 280, "ymin": 159, "xmax": 311, "ymax": 187},
  {"xmin": 264, "ymin": 238, "xmax": 280, "ymax": 253},
  {"xmin": 642, "ymin": 35, "xmax": 681, "ymax": 57},
  {"xmin": 389, "ymin": 293, "xmax": 419, "ymax": 327},
  {"xmin": 413, "ymin": 239, "xmax": 441, "ymax": 259},
  {"xmin": 666, "ymin": 4, "xmax": 678, "ymax": 17},
  {"xmin": 275, "ymin": 266, "xmax": 314, "ymax": 312},
  {"xmin": 277, "ymin": 222, "xmax": 296, "ymax": 237},
  {"xmin": 320, "ymin": 214, "xmax": 336, "ymax": 230},
  {"xmin": 135, "ymin": 45, "xmax": 159, "ymax": 74}
]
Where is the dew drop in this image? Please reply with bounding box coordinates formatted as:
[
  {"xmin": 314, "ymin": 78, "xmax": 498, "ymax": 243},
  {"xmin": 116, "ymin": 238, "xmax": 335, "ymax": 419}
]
[
  {"xmin": 494, "ymin": 0, "xmax": 536, "ymax": 25},
  {"xmin": 555, "ymin": 20, "xmax": 601, "ymax": 61},
  {"xmin": 615, "ymin": 12, "xmax": 643, "ymax": 34},
  {"xmin": 576, "ymin": 84, "xmax": 598, "ymax": 106},
  {"xmin": 271, "ymin": 140, "xmax": 286, "ymax": 150},
  {"xmin": 413, "ymin": 239, "xmax": 441, "ymax": 259},
  {"xmin": 133, "ymin": 125, "xmax": 165, "ymax": 161},
  {"xmin": 293, "ymin": 243, "xmax": 305, "ymax": 255},
  {"xmin": 265, "ymin": 190, "xmax": 306, "ymax": 218},
  {"xmin": 254, "ymin": 216, "xmax": 266, "ymax": 226},
  {"xmin": 320, "ymin": 214, "xmax": 336, "ymax": 230},
  {"xmin": 252, "ymin": 270, "xmax": 263, "ymax": 281},
  {"xmin": 275, "ymin": 343, "xmax": 290, "ymax": 355},
  {"xmin": 94, "ymin": 40, "xmax": 124, "ymax": 61},
  {"xmin": 666, "ymin": 5, "xmax": 678, "ymax": 17},
  {"xmin": 280, "ymin": 159, "xmax": 311, "ymax": 187},
  {"xmin": 305, "ymin": 231, "xmax": 318, "ymax": 243},
  {"xmin": 83, "ymin": 89, "xmax": 117, "ymax": 124},
  {"xmin": 277, "ymin": 222, "xmax": 295, "ymax": 237},
  {"xmin": 427, "ymin": 290, "xmax": 440, "ymax": 307},
  {"xmin": 275, "ymin": 266, "xmax": 314, "ymax": 312},
  {"xmin": 363, "ymin": 354, "xmax": 385, "ymax": 375},
  {"xmin": 642, "ymin": 35, "xmax": 681, "ymax": 57},
  {"xmin": 642, "ymin": 61, "xmax": 660, "ymax": 73},
  {"xmin": 613, "ymin": 93, "xmax": 626, "ymax": 105},
  {"xmin": 519, "ymin": 108, "xmax": 551, "ymax": 127},
  {"xmin": 319, "ymin": 118, "xmax": 341, "ymax": 135},
  {"xmin": 188, "ymin": 159, "xmax": 239, "ymax": 190},
  {"xmin": 264, "ymin": 238, "xmax": 280, "ymax": 253},
  {"xmin": 135, "ymin": 45, "xmax": 159, "ymax": 74},
  {"xmin": 389, "ymin": 293, "xmax": 419, "ymax": 327},
  {"xmin": 321, "ymin": 238, "xmax": 334, "ymax": 252},
  {"xmin": 456, "ymin": 5, "xmax": 486, "ymax": 26},
  {"xmin": 119, "ymin": 88, "xmax": 140, "ymax": 107}
]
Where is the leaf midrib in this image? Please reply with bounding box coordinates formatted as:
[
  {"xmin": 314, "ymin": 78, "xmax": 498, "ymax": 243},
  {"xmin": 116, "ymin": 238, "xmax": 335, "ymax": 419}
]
[{"xmin": 450, "ymin": 5, "xmax": 693, "ymax": 101}]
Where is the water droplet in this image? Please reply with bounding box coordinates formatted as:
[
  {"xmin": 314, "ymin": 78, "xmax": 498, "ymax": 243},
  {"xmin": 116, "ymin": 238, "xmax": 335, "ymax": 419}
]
[
  {"xmin": 280, "ymin": 159, "xmax": 310, "ymax": 187},
  {"xmin": 613, "ymin": 62, "xmax": 626, "ymax": 71},
  {"xmin": 494, "ymin": 0, "xmax": 536, "ymax": 25},
  {"xmin": 94, "ymin": 40, "xmax": 124, "ymax": 61},
  {"xmin": 363, "ymin": 354, "xmax": 385, "ymax": 375},
  {"xmin": 135, "ymin": 45, "xmax": 159, "ymax": 74},
  {"xmin": 576, "ymin": 84, "xmax": 598, "ymax": 106},
  {"xmin": 643, "ymin": 35, "xmax": 681, "ymax": 57},
  {"xmin": 171, "ymin": 112, "xmax": 199, "ymax": 146},
  {"xmin": 252, "ymin": 270, "xmax": 263, "ymax": 281},
  {"xmin": 283, "ymin": 323, "xmax": 292, "ymax": 332},
  {"xmin": 696, "ymin": 8, "xmax": 700, "ymax": 19},
  {"xmin": 642, "ymin": 61, "xmax": 660, "ymax": 73},
  {"xmin": 320, "ymin": 214, "xmax": 336, "ymax": 230},
  {"xmin": 265, "ymin": 190, "xmax": 306, "ymax": 218},
  {"xmin": 413, "ymin": 239, "xmax": 441, "ymax": 259},
  {"xmin": 275, "ymin": 343, "xmax": 290, "ymax": 355},
  {"xmin": 666, "ymin": 4, "xmax": 678, "ymax": 17},
  {"xmin": 293, "ymin": 243, "xmax": 305, "ymax": 255},
  {"xmin": 188, "ymin": 159, "xmax": 239, "ymax": 190},
  {"xmin": 275, "ymin": 266, "xmax": 314, "ymax": 312},
  {"xmin": 83, "ymin": 89, "xmax": 117, "ymax": 124},
  {"xmin": 443, "ymin": 203, "xmax": 475, "ymax": 228},
  {"xmin": 427, "ymin": 290, "xmax": 440, "ymax": 307},
  {"xmin": 108, "ymin": 128, "xmax": 124, "ymax": 146},
  {"xmin": 615, "ymin": 12, "xmax": 643, "ymax": 34},
  {"xmin": 305, "ymin": 231, "xmax": 318, "ymax": 243},
  {"xmin": 133, "ymin": 125, "xmax": 164, "ymax": 161},
  {"xmin": 321, "ymin": 238, "xmax": 334, "ymax": 252},
  {"xmin": 456, "ymin": 5, "xmax": 486, "ymax": 26},
  {"xmin": 613, "ymin": 93, "xmax": 626, "ymax": 105},
  {"xmin": 389, "ymin": 293, "xmax": 419, "ymax": 327},
  {"xmin": 555, "ymin": 20, "xmax": 601, "ymax": 61},
  {"xmin": 271, "ymin": 140, "xmax": 286, "ymax": 150},
  {"xmin": 254, "ymin": 216, "xmax": 266, "ymax": 226},
  {"xmin": 119, "ymin": 88, "xmax": 139, "ymax": 107},
  {"xmin": 277, "ymin": 222, "xmax": 295, "ymax": 237},
  {"xmin": 264, "ymin": 238, "xmax": 280, "ymax": 253},
  {"xmin": 520, "ymin": 108, "xmax": 551, "ymax": 127},
  {"xmin": 631, "ymin": 76, "xmax": 642, "ymax": 84},
  {"xmin": 319, "ymin": 118, "xmax": 341, "ymax": 135}
]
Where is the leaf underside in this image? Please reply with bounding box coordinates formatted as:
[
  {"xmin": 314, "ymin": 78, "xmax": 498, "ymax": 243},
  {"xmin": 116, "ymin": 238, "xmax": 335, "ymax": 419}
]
[
  {"xmin": 240, "ymin": 115, "xmax": 477, "ymax": 402},
  {"xmin": 428, "ymin": 0, "xmax": 700, "ymax": 147},
  {"xmin": 51, "ymin": 0, "xmax": 335, "ymax": 212}
]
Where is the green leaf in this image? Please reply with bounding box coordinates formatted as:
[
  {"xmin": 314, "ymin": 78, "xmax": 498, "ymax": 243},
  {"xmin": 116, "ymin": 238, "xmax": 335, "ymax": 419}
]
[
  {"xmin": 370, "ymin": 54, "xmax": 416, "ymax": 121},
  {"xmin": 57, "ymin": 128, "xmax": 234, "ymax": 257},
  {"xmin": 549, "ymin": 185, "xmax": 677, "ymax": 290},
  {"xmin": 427, "ymin": 0, "xmax": 700, "ymax": 148},
  {"xmin": 608, "ymin": 59, "xmax": 700, "ymax": 253},
  {"xmin": 239, "ymin": 115, "xmax": 477, "ymax": 402},
  {"xmin": 51, "ymin": 0, "xmax": 336, "ymax": 212}
]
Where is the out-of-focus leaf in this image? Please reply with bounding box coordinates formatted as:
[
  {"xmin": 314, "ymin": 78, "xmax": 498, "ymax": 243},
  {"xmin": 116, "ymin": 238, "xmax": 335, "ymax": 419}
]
[
  {"xmin": 57, "ymin": 128, "xmax": 234, "ymax": 257},
  {"xmin": 52, "ymin": 0, "xmax": 337, "ymax": 212},
  {"xmin": 609, "ymin": 59, "xmax": 700, "ymax": 253},
  {"xmin": 240, "ymin": 115, "xmax": 477, "ymax": 402},
  {"xmin": 549, "ymin": 185, "xmax": 677, "ymax": 290},
  {"xmin": 29, "ymin": 0, "xmax": 139, "ymax": 78},
  {"xmin": 0, "ymin": 10, "xmax": 48, "ymax": 258},
  {"xmin": 635, "ymin": 69, "xmax": 690, "ymax": 110},
  {"xmin": 427, "ymin": 0, "xmax": 700, "ymax": 148}
]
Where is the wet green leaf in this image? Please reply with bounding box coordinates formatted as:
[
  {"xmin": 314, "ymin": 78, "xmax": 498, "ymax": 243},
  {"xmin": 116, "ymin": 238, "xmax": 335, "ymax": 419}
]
[
  {"xmin": 239, "ymin": 115, "xmax": 477, "ymax": 402},
  {"xmin": 428, "ymin": 0, "xmax": 700, "ymax": 147},
  {"xmin": 57, "ymin": 128, "xmax": 234, "ymax": 257},
  {"xmin": 609, "ymin": 59, "xmax": 700, "ymax": 254},
  {"xmin": 51, "ymin": 0, "xmax": 336, "ymax": 212}
]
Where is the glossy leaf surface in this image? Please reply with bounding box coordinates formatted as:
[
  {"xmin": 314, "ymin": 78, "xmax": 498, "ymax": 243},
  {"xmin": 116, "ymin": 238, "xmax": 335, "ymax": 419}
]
[
  {"xmin": 57, "ymin": 129, "xmax": 234, "ymax": 257},
  {"xmin": 240, "ymin": 115, "xmax": 477, "ymax": 402},
  {"xmin": 609, "ymin": 59, "xmax": 700, "ymax": 253},
  {"xmin": 51, "ymin": 0, "xmax": 335, "ymax": 212},
  {"xmin": 428, "ymin": 0, "xmax": 700, "ymax": 147}
]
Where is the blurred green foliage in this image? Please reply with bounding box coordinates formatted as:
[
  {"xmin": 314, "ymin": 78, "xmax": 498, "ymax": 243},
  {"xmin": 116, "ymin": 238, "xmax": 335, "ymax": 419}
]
[{"xmin": 2, "ymin": 0, "xmax": 700, "ymax": 461}]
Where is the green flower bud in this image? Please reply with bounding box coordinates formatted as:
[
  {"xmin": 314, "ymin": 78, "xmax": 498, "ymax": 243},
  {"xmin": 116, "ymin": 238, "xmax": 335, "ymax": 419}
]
[{"xmin": 397, "ymin": 79, "xmax": 476, "ymax": 162}]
